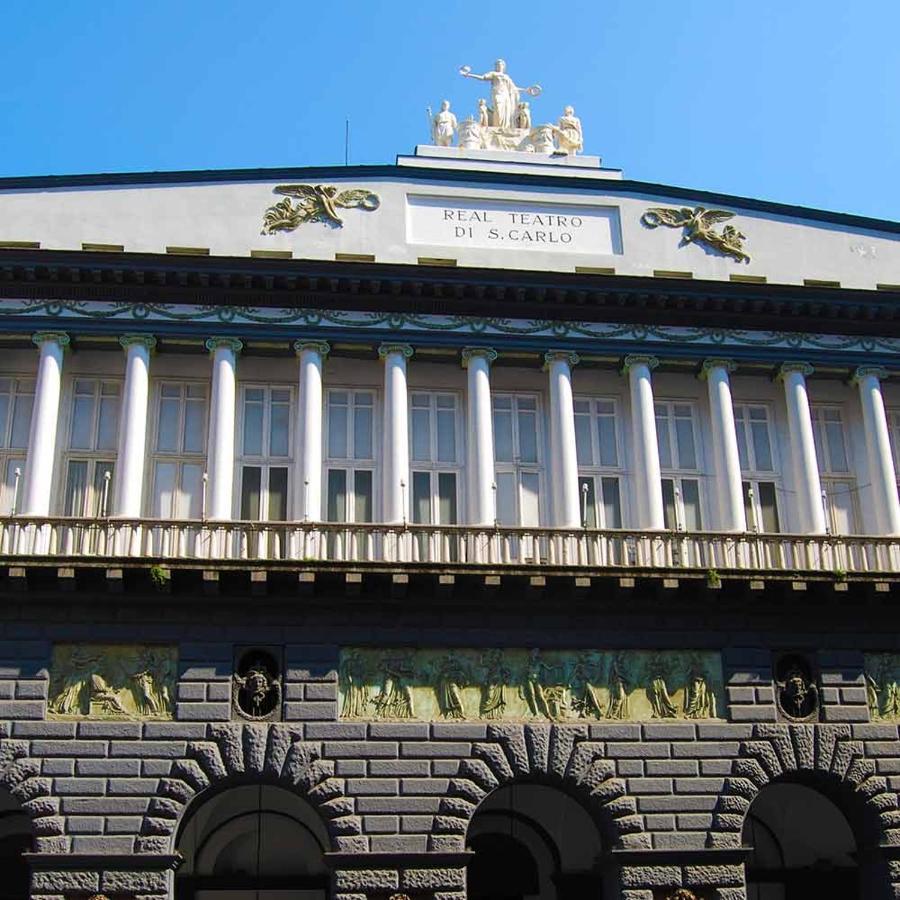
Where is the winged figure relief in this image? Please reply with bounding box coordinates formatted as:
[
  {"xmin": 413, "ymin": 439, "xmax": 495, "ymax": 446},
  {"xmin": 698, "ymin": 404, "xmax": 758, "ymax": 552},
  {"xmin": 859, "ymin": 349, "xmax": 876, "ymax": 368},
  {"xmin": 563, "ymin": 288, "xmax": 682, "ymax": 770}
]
[
  {"xmin": 641, "ymin": 206, "xmax": 750, "ymax": 262},
  {"xmin": 261, "ymin": 184, "xmax": 380, "ymax": 234}
]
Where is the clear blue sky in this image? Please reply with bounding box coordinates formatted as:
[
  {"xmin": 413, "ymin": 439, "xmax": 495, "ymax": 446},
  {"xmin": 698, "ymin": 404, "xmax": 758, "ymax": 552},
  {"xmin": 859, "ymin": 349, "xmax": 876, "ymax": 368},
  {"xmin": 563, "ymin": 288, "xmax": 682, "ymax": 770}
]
[{"xmin": 2, "ymin": 1, "xmax": 898, "ymax": 220}]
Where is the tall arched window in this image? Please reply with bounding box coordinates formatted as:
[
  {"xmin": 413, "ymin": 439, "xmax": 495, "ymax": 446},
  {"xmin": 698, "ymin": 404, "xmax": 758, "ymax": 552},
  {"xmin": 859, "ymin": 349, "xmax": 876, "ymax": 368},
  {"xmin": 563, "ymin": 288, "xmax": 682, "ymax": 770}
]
[{"xmin": 175, "ymin": 784, "xmax": 329, "ymax": 900}]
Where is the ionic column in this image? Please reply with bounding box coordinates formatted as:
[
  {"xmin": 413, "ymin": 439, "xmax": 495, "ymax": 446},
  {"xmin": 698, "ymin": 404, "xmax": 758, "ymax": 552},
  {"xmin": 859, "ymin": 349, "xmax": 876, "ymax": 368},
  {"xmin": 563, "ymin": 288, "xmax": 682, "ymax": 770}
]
[
  {"xmin": 379, "ymin": 343, "xmax": 413, "ymax": 524},
  {"xmin": 623, "ymin": 355, "xmax": 665, "ymax": 530},
  {"xmin": 545, "ymin": 350, "xmax": 581, "ymax": 528},
  {"xmin": 294, "ymin": 341, "xmax": 329, "ymax": 522},
  {"xmin": 778, "ymin": 362, "xmax": 826, "ymax": 534},
  {"xmin": 205, "ymin": 337, "xmax": 242, "ymax": 521},
  {"xmin": 21, "ymin": 332, "xmax": 69, "ymax": 516},
  {"xmin": 113, "ymin": 335, "xmax": 156, "ymax": 517},
  {"xmin": 853, "ymin": 366, "xmax": 900, "ymax": 534},
  {"xmin": 463, "ymin": 347, "xmax": 498, "ymax": 526},
  {"xmin": 701, "ymin": 359, "xmax": 747, "ymax": 532}
]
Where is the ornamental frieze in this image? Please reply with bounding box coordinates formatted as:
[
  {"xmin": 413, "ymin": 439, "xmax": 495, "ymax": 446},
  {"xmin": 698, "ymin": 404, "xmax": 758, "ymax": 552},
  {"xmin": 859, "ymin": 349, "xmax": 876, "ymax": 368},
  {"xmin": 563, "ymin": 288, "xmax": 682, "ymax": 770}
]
[
  {"xmin": 48, "ymin": 644, "xmax": 176, "ymax": 720},
  {"xmin": 865, "ymin": 653, "xmax": 900, "ymax": 721},
  {"xmin": 339, "ymin": 648, "xmax": 723, "ymax": 722}
]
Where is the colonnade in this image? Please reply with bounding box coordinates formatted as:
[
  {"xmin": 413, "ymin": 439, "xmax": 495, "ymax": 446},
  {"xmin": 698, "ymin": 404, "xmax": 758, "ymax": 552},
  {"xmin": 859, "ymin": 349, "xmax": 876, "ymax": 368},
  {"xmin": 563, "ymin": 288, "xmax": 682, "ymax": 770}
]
[{"xmin": 16, "ymin": 331, "xmax": 900, "ymax": 536}]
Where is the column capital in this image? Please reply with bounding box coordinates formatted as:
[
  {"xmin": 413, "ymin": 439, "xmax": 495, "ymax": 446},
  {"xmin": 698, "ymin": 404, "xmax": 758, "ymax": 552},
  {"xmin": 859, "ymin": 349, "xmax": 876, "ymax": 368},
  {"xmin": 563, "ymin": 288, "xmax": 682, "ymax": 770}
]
[
  {"xmin": 461, "ymin": 347, "xmax": 498, "ymax": 368},
  {"xmin": 699, "ymin": 358, "xmax": 737, "ymax": 379},
  {"xmin": 293, "ymin": 339, "xmax": 331, "ymax": 357},
  {"xmin": 119, "ymin": 334, "xmax": 157, "ymax": 352},
  {"xmin": 205, "ymin": 336, "xmax": 243, "ymax": 355},
  {"xmin": 543, "ymin": 349, "xmax": 580, "ymax": 371},
  {"xmin": 777, "ymin": 361, "xmax": 814, "ymax": 381},
  {"xmin": 31, "ymin": 331, "xmax": 70, "ymax": 349},
  {"xmin": 378, "ymin": 342, "xmax": 414, "ymax": 360},
  {"xmin": 852, "ymin": 365, "xmax": 889, "ymax": 384},
  {"xmin": 622, "ymin": 354, "xmax": 659, "ymax": 375}
]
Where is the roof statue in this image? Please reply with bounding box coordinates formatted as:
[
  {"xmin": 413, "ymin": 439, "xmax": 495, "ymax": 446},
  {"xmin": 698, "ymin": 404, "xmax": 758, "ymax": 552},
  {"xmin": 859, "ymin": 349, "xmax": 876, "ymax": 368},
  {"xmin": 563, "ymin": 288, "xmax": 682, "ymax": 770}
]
[{"xmin": 425, "ymin": 59, "xmax": 585, "ymax": 156}]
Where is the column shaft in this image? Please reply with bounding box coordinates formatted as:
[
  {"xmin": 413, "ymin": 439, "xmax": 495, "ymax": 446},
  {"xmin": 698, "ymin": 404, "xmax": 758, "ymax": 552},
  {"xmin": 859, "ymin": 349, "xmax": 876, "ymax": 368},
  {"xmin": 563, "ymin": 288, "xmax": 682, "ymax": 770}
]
[
  {"xmin": 463, "ymin": 348, "xmax": 497, "ymax": 526},
  {"xmin": 113, "ymin": 336, "xmax": 155, "ymax": 517},
  {"xmin": 379, "ymin": 344, "xmax": 413, "ymax": 524},
  {"xmin": 295, "ymin": 342, "xmax": 328, "ymax": 521},
  {"xmin": 625, "ymin": 356, "xmax": 665, "ymax": 530},
  {"xmin": 205, "ymin": 338, "xmax": 241, "ymax": 521},
  {"xmin": 546, "ymin": 351, "xmax": 581, "ymax": 528},
  {"xmin": 21, "ymin": 333, "xmax": 68, "ymax": 517},
  {"xmin": 703, "ymin": 360, "xmax": 747, "ymax": 532}
]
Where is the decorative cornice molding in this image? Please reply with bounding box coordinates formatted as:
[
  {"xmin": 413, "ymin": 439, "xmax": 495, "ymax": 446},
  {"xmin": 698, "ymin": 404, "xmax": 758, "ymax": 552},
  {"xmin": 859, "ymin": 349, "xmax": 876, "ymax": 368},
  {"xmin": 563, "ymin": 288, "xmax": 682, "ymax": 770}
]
[
  {"xmin": 205, "ymin": 336, "xmax": 243, "ymax": 355},
  {"xmin": 777, "ymin": 361, "xmax": 814, "ymax": 380},
  {"xmin": 461, "ymin": 347, "xmax": 498, "ymax": 367},
  {"xmin": 852, "ymin": 365, "xmax": 889, "ymax": 384},
  {"xmin": 31, "ymin": 331, "xmax": 70, "ymax": 349},
  {"xmin": 699, "ymin": 358, "xmax": 737, "ymax": 379},
  {"xmin": 377, "ymin": 342, "xmax": 414, "ymax": 360},
  {"xmin": 293, "ymin": 339, "xmax": 331, "ymax": 358},
  {"xmin": 543, "ymin": 350, "xmax": 580, "ymax": 371},
  {"xmin": 622, "ymin": 354, "xmax": 659, "ymax": 374},
  {"xmin": 119, "ymin": 334, "xmax": 157, "ymax": 352}
]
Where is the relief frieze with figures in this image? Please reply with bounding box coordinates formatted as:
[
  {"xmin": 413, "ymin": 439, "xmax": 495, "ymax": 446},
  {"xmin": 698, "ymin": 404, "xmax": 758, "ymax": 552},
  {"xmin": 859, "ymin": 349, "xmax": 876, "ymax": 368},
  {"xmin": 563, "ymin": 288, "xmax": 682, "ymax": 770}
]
[{"xmin": 339, "ymin": 648, "xmax": 723, "ymax": 722}]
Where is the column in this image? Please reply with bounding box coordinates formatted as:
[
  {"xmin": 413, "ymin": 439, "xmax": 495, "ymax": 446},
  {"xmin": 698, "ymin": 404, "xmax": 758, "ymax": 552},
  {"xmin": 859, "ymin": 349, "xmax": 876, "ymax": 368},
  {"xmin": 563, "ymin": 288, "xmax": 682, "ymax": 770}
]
[
  {"xmin": 701, "ymin": 359, "xmax": 747, "ymax": 532},
  {"xmin": 853, "ymin": 366, "xmax": 900, "ymax": 534},
  {"xmin": 294, "ymin": 341, "xmax": 329, "ymax": 521},
  {"xmin": 113, "ymin": 335, "xmax": 156, "ymax": 517},
  {"xmin": 379, "ymin": 343, "xmax": 413, "ymax": 524},
  {"xmin": 778, "ymin": 362, "xmax": 826, "ymax": 534},
  {"xmin": 205, "ymin": 337, "xmax": 242, "ymax": 521},
  {"xmin": 21, "ymin": 332, "xmax": 69, "ymax": 516},
  {"xmin": 623, "ymin": 355, "xmax": 665, "ymax": 530},
  {"xmin": 545, "ymin": 350, "xmax": 581, "ymax": 528},
  {"xmin": 462, "ymin": 347, "xmax": 498, "ymax": 526}
]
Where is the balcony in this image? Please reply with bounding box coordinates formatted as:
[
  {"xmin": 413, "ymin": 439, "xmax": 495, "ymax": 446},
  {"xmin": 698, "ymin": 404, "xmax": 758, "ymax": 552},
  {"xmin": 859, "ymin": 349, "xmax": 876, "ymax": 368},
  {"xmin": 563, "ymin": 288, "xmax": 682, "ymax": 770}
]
[{"xmin": 0, "ymin": 516, "xmax": 896, "ymax": 577}]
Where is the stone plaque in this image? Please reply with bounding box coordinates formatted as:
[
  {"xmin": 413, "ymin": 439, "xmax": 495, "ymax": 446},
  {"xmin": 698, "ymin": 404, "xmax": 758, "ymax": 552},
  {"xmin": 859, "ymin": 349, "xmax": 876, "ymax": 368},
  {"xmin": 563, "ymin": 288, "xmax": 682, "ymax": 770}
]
[
  {"xmin": 405, "ymin": 194, "xmax": 620, "ymax": 255},
  {"xmin": 48, "ymin": 644, "xmax": 176, "ymax": 720},
  {"xmin": 339, "ymin": 648, "xmax": 723, "ymax": 722}
]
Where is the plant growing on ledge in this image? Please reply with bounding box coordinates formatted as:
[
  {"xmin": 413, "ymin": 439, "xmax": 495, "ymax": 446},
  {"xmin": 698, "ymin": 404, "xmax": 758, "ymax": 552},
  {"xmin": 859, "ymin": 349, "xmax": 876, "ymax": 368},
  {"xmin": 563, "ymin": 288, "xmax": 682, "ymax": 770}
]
[
  {"xmin": 833, "ymin": 568, "xmax": 848, "ymax": 581},
  {"xmin": 706, "ymin": 568, "xmax": 722, "ymax": 588},
  {"xmin": 149, "ymin": 565, "xmax": 171, "ymax": 592}
]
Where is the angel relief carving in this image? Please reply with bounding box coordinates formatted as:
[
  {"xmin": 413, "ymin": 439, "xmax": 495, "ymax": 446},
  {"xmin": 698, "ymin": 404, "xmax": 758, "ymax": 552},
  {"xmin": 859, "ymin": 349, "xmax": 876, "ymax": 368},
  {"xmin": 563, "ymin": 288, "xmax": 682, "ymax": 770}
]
[
  {"xmin": 641, "ymin": 205, "xmax": 750, "ymax": 262},
  {"xmin": 261, "ymin": 184, "xmax": 380, "ymax": 233}
]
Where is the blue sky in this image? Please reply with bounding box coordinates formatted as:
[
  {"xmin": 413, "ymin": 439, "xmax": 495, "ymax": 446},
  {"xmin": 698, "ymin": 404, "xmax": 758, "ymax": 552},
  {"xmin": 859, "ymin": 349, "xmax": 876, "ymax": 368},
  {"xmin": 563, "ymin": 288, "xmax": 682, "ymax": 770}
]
[{"xmin": 2, "ymin": 1, "xmax": 898, "ymax": 219}]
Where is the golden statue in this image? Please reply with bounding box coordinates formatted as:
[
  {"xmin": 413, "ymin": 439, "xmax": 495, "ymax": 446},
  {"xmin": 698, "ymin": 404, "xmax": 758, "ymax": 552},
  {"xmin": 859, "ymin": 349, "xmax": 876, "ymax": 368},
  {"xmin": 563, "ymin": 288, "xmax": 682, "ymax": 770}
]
[{"xmin": 642, "ymin": 206, "xmax": 750, "ymax": 262}]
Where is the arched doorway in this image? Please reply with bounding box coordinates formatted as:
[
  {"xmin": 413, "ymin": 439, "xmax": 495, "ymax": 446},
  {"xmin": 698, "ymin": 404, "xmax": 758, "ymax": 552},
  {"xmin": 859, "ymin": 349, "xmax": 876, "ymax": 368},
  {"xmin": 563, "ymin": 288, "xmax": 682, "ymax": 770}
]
[
  {"xmin": 175, "ymin": 783, "xmax": 330, "ymax": 900},
  {"xmin": 0, "ymin": 787, "xmax": 33, "ymax": 900},
  {"xmin": 466, "ymin": 783, "xmax": 604, "ymax": 900},
  {"xmin": 743, "ymin": 782, "xmax": 858, "ymax": 900}
]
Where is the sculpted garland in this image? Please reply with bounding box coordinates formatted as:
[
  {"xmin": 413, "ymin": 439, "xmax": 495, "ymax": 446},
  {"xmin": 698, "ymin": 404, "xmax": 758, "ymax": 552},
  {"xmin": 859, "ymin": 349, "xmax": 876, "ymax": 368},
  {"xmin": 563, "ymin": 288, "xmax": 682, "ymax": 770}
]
[{"xmin": 339, "ymin": 648, "xmax": 723, "ymax": 722}]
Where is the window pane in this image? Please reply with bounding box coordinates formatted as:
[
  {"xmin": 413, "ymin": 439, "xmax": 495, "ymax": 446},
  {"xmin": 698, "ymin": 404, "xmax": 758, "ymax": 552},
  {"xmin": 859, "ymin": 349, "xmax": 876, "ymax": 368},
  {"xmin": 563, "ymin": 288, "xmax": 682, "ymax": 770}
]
[
  {"xmin": 825, "ymin": 422, "xmax": 848, "ymax": 472},
  {"xmin": 520, "ymin": 472, "xmax": 540, "ymax": 527},
  {"xmin": 354, "ymin": 405, "xmax": 373, "ymax": 459},
  {"xmin": 0, "ymin": 457, "xmax": 24, "ymax": 516},
  {"xmin": 70, "ymin": 395, "xmax": 95, "ymax": 450},
  {"xmin": 574, "ymin": 411, "xmax": 592, "ymax": 466},
  {"xmin": 328, "ymin": 402, "xmax": 348, "ymax": 458},
  {"xmin": 9, "ymin": 392, "xmax": 33, "ymax": 450},
  {"xmin": 493, "ymin": 408, "xmax": 514, "ymax": 462},
  {"xmin": 269, "ymin": 399, "xmax": 290, "ymax": 457},
  {"xmin": 157, "ymin": 397, "xmax": 180, "ymax": 452},
  {"xmin": 91, "ymin": 461, "xmax": 115, "ymax": 517},
  {"xmin": 436, "ymin": 407, "xmax": 456, "ymax": 463},
  {"xmin": 438, "ymin": 472, "xmax": 457, "ymax": 525},
  {"xmin": 412, "ymin": 471, "xmax": 431, "ymax": 524},
  {"xmin": 750, "ymin": 420, "xmax": 773, "ymax": 471},
  {"xmin": 354, "ymin": 470, "xmax": 373, "ymax": 522},
  {"xmin": 601, "ymin": 477, "xmax": 622, "ymax": 528},
  {"xmin": 0, "ymin": 393, "xmax": 9, "ymax": 448},
  {"xmin": 240, "ymin": 466, "xmax": 262, "ymax": 520},
  {"xmin": 674, "ymin": 416, "xmax": 696, "ymax": 469},
  {"xmin": 267, "ymin": 467, "xmax": 288, "ymax": 521},
  {"xmin": 661, "ymin": 478, "xmax": 676, "ymax": 530},
  {"xmin": 597, "ymin": 414, "xmax": 618, "ymax": 468},
  {"xmin": 579, "ymin": 476, "xmax": 597, "ymax": 528},
  {"xmin": 153, "ymin": 461, "xmax": 177, "ymax": 518},
  {"xmin": 183, "ymin": 397, "xmax": 206, "ymax": 453},
  {"xmin": 495, "ymin": 472, "xmax": 516, "ymax": 526},
  {"xmin": 757, "ymin": 481, "xmax": 779, "ymax": 533},
  {"xmin": 326, "ymin": 469, "xmax": 347, "ymax": 522},
  {"xmin": 656, "ymin": 411, "xmax": 672, "ymax": 469},
  {"xmin": 97, "ymin": 394, "xmax": 120, "ymax": 451},
  {"xmin": 64, "ymin": 461, "xmax": 88, "ymax": 516},
  {"xmin": 827, "ymin": 482, "xmax": 855, "ymax": 534},
  {"xmin": 180, "ymin": 463, "xmax": 204, "ymax": 519},
  {"xmin": 681, "ymin": 479, "xmax": 702, "ymax": 530},
  {"xmin": 518, "ymin": 409, "xmax": 538, "ymax": 464},
  {"xmin": 243, "ymin": 395, "xmax": 264, "ymax": 456},
  {"xmin": 411, "ymin": 407, "xmax": 430, "ymax": 462},
  {"xmin": 742, "ymin": 481, "xmax": 755, "ymax": 531},
  {"xmin": 735, "ymin": 410, "xmax": 750, "ymax": 471}
]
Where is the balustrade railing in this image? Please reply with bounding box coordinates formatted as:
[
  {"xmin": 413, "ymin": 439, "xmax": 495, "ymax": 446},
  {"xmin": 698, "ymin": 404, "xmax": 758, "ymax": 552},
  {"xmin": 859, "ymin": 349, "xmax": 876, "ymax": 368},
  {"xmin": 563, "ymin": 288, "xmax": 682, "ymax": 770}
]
[{"xmin": 0, "ymin": 516, "xmax": 896, "ymax": 574}]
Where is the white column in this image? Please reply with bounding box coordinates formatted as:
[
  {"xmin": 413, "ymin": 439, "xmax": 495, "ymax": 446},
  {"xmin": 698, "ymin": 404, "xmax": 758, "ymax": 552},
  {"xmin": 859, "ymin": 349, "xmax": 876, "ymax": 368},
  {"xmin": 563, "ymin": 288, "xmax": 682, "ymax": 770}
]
[
  {"xmin": 701, "ymin": 358, "xmax": 747, "ymax": 533},
  {"xmin": 379, "ymin": 343, "xmax": 413, "ymax": 524},
  {"xmin": 21, "ymin": 332, "xmax": 69, "ymax": 517},
  {"xmin": 779, "ymin": 362, "xmax": 826, "ymax": 535},
  {"xmin": 205, "ymin": 337, "xmax": 242, "ymax": 521},
  {"xmin": 624, "ymin": 355, "xmax": 665, "ymax": 530},
  {"xmin": 545, "ymin": 350, "xmax": 581, "ymax": 528},
  {"xmin": 113, "ymin": 335, "xmax": 156, "ymax": 517},
  {"xmin": 463, "ymin": 347, "xmax": 498, "ymax": 526},
  {"xmin": 854, "ymin": 366, "xmax": 900, "ymax": 535},
  {"xmin": 294, "ymin": 340, "xmax": 329, "ymax": 522}
]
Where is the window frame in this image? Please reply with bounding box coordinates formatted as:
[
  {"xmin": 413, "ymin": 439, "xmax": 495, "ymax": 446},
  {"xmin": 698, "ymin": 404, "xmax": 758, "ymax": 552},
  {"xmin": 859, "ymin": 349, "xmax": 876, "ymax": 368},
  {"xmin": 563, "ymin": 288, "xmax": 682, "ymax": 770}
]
[
  {"xmin": 654, "ymin": 399, "xmax": 706, "ymax": 532},
  {"xmin": 0, "ymin": 376, "xmax": 34, "ymax": 515},
  {"xmin": 491, "ymin": 391, "xmax": 545, "ymax": 527},
  {"xmin": 573, "ymin": 395, "xmax": 625, "ymax": 529}
]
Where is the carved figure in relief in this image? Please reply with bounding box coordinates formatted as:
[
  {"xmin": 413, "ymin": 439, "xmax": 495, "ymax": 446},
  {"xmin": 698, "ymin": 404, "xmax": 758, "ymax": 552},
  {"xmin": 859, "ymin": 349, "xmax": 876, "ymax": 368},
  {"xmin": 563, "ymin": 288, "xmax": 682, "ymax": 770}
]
[
  {"xmin": 458, "ymin": 118, "xmax": 483, "ymax": 150},
  {"xmin": 90, "ymin": 673, "xmax": 131, "ymax": 717},
  {"xmin": 261, "ymin": 184, "xmax": 381, "ymax": 234},
  {"xmin": 775, "ymin": 655, "xmax": 819, "ymax": 721},
  {"xmin": 641, "ymin": 206, "xmax": 751, "ymax": 263},
  {"xmin": 867, "ymin": 672, "xmax": 881, "ymax": 719},
  {"xmin": 434, "ymin": 654, "xmax": 468, "ymax": 719},
  {"xmin": 605, "ymin": 656, "xmax": 630, "ymax": 719},
  {"xmin": 569, "ymin": 654, "xmax": 604, "ymax": 719},
  {"xmin": 372, "ymin": 654, "xmax": 415, "ymax": 719},
  {"xmin": 555, "ymin": 106, "xmax": 583, "ymax": 155},
  {"xmin": 529, "ymin": 125, "xmax": 556, "ymax": 154},
  {"xmin": 522, "ymin": 648, "xmax": 558, "ymax": 719},
  {"xmin": 49, "ymin": 647, "xmax": 97, "ymax": 716},
  {"xmin": 477, "ymin": 98, "xmax": 491, "ymax": 128},
  {"xmin": 340, "ymin": 651, "xmax": 370, "ymax": 719},
  {"xmin": 515, "ymin": 101, "xmax": 532, "ymax": 130},
  {"xmin": 648, "ymin": 673, "xmax": 678, "ymax": 719},
  {"xmin": 430, "ymin": 100, "xmax": 458, "ymax": 147},
  {"xmin": 683, "ymin": 664, "xmax": 717, "ymax": 719},
  {"xmin": 233, "ymin": 662, "xmax": 282, "ymax": 721},
  {"xmin": 459, "ymin": 59, "xmax": 542, "ymax": 130},
  {"xmin": 480, "ymin": 649, "xmax": 510, "ymax": 719}
]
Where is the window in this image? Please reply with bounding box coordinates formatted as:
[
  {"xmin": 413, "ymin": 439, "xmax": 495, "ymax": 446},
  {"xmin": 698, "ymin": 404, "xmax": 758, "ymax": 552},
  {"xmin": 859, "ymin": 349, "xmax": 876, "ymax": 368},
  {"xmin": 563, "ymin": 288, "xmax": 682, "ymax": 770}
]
[
  {"xmin": 0, "ymin": 378, "xmax": 33, "ymax": 514},
  {"xmin": 150, "ymin": 383, "xmax": 207, "ymax": 519},
  {"xmin": 410, "ymin": 393, "xmax": 460, "ymax": 525},
  {"xmin": 655, "ymin": 401, "xmax": 703, "ymax": 530},
  {"xmin": 325, "ymin": 390, "xmax": 375, "ymax": 522},
  {"xmin": 734, "ymin": 404, "xmax": 780, "ymax": 532},
  {"xmin": 811, "ymin": 406, "xmax": 858, "ymax": 534},
  {"xmin": 62, "ymin": 379, "xmax": 120, "ymax": 517},
  {"xmin": 239, "ymin": 386, "xmax": 292, "ymax": 521},
  {"xmin": 493, "ymin": 394, "xmax": 542, "ymax": 527},
  {"xmin": 574, "ymin": 397, "xmax": 622, "ymax": 528}
]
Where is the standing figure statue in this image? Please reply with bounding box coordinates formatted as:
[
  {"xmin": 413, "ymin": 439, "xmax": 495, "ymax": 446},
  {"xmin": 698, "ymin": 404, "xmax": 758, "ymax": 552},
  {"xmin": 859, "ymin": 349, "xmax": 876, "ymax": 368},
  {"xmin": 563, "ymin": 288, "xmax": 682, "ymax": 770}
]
[
  {"xmin": 477, "ymin": 98, "xmax": 491, "ymax": 128},
  {"xmin": 459, "ymin": 59, "xmax": 541, "ymax": 130},
  {"xmin": 430, "ymin": 100, "xmax": 458, "ymax": 147},
  {"xmin": 556, "ymin": 105, "xmax": 583, "ymax": 155},
  {"xmin": 515, "ymin": 101, "xmax": 531, "ymax": 130}
]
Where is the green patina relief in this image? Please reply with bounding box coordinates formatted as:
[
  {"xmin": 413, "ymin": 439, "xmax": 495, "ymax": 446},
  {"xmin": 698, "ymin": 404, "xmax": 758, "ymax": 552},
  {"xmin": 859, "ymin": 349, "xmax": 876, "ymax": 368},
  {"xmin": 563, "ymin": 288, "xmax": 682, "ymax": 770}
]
[
  {"xmin": 865, "ymin": 654, "xmax": 900, "ymax": 721},
  {"xmin": 48, "ymin": 644, "xmax": 176, "ymax": 720},
  {"xmin": 339, "ymin": 648, "xmax": 723, "ymax": 722}
]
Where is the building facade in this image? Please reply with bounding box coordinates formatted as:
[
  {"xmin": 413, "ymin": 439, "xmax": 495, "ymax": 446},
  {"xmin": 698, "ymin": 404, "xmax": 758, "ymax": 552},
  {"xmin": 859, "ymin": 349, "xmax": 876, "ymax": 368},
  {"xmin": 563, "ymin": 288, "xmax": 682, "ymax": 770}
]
[{"xmin": 0, "ymin": 115, "xmax": 900, "ymax": 900}]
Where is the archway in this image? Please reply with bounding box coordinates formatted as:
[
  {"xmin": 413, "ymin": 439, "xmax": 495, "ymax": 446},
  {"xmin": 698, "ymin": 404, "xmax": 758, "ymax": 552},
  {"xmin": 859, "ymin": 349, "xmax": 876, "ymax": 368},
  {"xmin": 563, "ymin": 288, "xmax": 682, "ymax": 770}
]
[
  {"xmin": 743, "ymin": 782, "xmax": 858, "ymax": 900},
  {"xmin": 466, "ymin": 783, "xmax": 604, "ymax": 900},
  {"xmin": 0, "ymin": 787, "xmax": 33, "ymax": 900},
  {"xmin": 175, "ymin": 783, "xmax": 330, "ymax": 900}
]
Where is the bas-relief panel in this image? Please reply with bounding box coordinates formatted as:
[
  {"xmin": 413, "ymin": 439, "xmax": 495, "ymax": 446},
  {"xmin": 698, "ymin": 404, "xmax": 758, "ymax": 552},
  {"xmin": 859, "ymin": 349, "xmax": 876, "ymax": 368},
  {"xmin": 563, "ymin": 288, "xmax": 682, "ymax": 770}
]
[
  {"xmin": 339, "ymin": 648, "xmax": 723, "ymax": 722},
  {"xmin": 48, "ymin": 644, "xmax": 176, "ymax": 720},
  {"xmin": 865, "ymin": 654, "xmax": 900, "ymax": 721}
]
